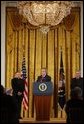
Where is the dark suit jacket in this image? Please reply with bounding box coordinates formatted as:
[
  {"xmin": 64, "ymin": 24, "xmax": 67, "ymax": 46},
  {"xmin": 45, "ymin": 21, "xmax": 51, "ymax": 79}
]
[
  {"xmin": 1, "ymin": 94, "xmax": 19, "ymax": 123},
  {"xmin": 65, "ymin": 99, "xmax": 83, "ymax": 123},
  {"xmin": 11, "ymin": 78, "xmax": 25, "ymax": 96},
  {"xmin": 71, "ymin": 77, "xmax": 83, "ymax": 95},
  {"xmin": 37, "ymin": 74, "xmax": 51, "ymax": 82}
]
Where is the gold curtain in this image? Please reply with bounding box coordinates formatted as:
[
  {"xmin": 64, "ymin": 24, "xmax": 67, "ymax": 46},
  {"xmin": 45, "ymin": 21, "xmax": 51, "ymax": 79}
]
[{"xmin": 6, "ymin": 7, "xmax": 80, "ymax": 119}]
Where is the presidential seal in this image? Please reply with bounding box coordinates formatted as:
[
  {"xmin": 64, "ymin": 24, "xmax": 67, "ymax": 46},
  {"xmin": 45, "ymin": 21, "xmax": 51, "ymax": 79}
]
[{"xmin": 39, "ymin": 83, "xmax": 47, "ymax": 91}]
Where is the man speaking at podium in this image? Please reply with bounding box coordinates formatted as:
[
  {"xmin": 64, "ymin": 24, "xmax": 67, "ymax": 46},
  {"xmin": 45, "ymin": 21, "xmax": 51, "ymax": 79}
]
[
  {"xmin": 37, "ymin": 68, "xmax": 51, "ymax": 82},
  {"xmin": 34, "ymin": 68, "xmax": 52, "ymax": 121}
]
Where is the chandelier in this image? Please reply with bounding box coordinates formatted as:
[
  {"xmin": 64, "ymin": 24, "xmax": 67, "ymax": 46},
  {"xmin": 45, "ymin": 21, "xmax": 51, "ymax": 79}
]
[{"xmin": 17, "ymin": 1, "xmax": 74, "ymax": 34}]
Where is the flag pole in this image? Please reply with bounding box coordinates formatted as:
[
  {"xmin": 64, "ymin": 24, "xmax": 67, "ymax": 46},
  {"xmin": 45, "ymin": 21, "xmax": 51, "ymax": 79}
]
[
  {"xmin": 58, "ymin": 47, "xmax": 66, "ymax": 115},
  {"xmin": 23, "ymin": 45, "xmax": 25, "ymax": 57}
]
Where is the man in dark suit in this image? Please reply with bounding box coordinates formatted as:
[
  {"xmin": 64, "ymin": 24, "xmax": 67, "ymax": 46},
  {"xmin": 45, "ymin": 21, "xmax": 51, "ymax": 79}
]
[
  {"xmin": 71, "ymin": 71, "xmax": 83, "ymax": 97},
  {"xmin": 1, "ymin": 85, "xmax": 19, "ymax": 123},
  {"xmin": 65, "ymin": 87, "xmax": 83, "ymax": 123},
  {"xmin": 37, "ymin": 68, "xmax": 51, "ymax": 82},
  {"xmin": 11, "ymin": 72, "xmax": 25, "ymax": 119}
]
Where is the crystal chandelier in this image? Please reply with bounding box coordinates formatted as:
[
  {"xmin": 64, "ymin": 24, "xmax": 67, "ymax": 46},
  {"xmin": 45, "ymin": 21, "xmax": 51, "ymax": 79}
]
[{"xmin": 17, "ymin": 1, "xmax": 74, "ymax": 34}]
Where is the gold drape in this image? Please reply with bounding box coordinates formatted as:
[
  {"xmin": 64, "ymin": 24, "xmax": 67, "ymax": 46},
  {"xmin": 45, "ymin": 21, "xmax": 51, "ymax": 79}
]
[{"xmin": 6, "ymin": 7, "xmax": 80, "ymax": 119}]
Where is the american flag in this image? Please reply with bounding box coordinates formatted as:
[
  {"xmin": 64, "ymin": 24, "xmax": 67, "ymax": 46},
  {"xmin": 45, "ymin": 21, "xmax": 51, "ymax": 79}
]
[{"xmin": 22, "ymin": 56, "xmax": 28, "ymax": 110}]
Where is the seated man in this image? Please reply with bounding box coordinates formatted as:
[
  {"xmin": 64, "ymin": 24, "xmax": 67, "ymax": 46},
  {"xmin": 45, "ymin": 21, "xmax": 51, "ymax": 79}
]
[
  {"xmin": 36, "ymin": 68, "xmax": 51, "ymax": 82},
  {"xmin": 65, "ymin": 87, "xmax": 83, "ymax": 124}
]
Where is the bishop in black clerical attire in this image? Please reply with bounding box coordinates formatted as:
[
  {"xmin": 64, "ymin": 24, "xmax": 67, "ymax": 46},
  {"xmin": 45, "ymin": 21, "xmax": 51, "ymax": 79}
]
[
  {"xmin": 11, "ymin": 72, "xmax": 25, "ymax": 119},
  {"xmin": 71, "ymin": 71, "xmax": 83, "ymax": 97}
]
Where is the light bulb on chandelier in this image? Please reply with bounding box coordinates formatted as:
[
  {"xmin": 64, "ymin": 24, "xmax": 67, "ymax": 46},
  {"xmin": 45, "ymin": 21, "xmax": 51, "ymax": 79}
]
[{"xmin": 17, "ymin": 1, "xmax": 75, "ymax": 34}]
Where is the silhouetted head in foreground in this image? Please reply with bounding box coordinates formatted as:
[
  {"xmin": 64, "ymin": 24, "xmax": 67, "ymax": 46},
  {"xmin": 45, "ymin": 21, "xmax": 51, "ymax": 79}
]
[{"xmin": 70, "ymin": 87, "xmax": 82, "ymax": 99}]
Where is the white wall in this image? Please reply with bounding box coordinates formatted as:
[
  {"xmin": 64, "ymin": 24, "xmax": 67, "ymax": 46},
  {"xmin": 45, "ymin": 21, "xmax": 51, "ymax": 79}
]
[
  {"xmin": 1, "ymin": 1, "xmax": 6, "ymax": 86},
  {"xmin": 81, "ymin": 2, "xmax": 83, "ymax": 77}
]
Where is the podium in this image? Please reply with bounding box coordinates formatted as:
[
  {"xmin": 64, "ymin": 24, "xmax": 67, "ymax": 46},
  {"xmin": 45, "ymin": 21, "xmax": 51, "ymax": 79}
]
[{"xmin": 33, "ymin": 82, "xmax": 53, "ymax": 121}]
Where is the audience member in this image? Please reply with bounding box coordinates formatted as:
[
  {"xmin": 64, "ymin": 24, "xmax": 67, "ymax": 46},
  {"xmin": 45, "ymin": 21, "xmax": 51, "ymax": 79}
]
[
  {"xmin": 65, "ymin": 87, "xmax": 83, "ymax": 123},
  {"xmin": 1, "ymin": 85, "xmax": 19, "ymax": 124}
]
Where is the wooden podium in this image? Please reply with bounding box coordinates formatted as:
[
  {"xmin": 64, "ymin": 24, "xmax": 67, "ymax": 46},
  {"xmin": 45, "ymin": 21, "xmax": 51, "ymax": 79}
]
[{"xmin": 33, "ymin": 82, "xmax": 53, "ymax": 121}]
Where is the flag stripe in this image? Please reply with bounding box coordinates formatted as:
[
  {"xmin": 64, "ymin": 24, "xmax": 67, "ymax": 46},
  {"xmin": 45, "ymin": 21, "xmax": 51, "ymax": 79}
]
[
  {"xmin": 23, "ymin": 99, "xmax": 28, "ymax": 110},
  {"xmin": 23, "ymin": 93, "xmax": 28, "ymax": 102},
  {"xmin": 22, "ymin": 56, "xmax": 28, "ymax": 110}
]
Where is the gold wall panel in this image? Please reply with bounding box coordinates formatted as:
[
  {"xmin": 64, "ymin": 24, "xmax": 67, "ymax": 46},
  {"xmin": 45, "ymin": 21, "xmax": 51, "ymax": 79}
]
[
  {"xmin": 6, "ymin": 7, "xmax": 81, "ymax": 119},
  {"xmin": 35, "ymin": 30, "xmax": 42, "ymax": 80}
]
